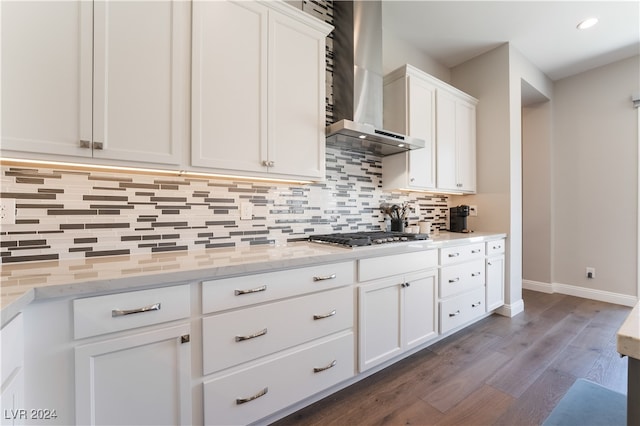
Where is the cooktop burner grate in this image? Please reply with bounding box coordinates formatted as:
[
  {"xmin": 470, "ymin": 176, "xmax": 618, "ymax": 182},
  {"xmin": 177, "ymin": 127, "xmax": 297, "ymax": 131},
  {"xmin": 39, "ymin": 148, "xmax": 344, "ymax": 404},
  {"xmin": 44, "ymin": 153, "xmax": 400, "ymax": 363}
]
[{"xmin": 309, "ymin": 231, "xmax": 429, "ymax": 247}]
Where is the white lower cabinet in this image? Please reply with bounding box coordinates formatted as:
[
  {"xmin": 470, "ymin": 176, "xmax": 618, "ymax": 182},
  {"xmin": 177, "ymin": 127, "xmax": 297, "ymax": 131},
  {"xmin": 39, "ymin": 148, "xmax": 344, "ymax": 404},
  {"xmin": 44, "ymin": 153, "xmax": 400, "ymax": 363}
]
[
  {"xmin": 1, "ymin": 314, "xmax": 24, "ymax": 426},
  {"xmin": 203, "ymin": 332, "xmax": 354, "ymax": 425},
  {"xmin": 358, "ymin": 269, "xmax": 438, "ymax": 372},
  {"xmin": 486, "ymin": 239, "xmax": 506, "ymax": 311},
  {"xmin": 439, "ymin": 286, "xmax": 486, "ymax": 333},
  {"xmin": 75, "ymin": 324, "xmax": 192, "ymax": 426}
]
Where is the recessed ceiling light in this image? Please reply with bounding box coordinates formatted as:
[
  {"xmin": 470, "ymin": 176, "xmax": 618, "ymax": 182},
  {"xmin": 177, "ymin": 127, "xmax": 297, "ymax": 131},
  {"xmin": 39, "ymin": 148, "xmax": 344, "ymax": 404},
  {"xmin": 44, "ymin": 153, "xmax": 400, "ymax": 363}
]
[{"xmin": 577, "ymin": 17, "xmax": 598, "ymax": 30}]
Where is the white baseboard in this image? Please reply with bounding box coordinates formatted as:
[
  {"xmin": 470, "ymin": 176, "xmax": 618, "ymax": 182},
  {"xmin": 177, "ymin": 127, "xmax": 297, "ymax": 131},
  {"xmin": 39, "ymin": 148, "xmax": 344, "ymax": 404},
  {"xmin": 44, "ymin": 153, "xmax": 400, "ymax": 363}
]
[
  {"xmin": 523, "ymin": 280, "xmax": 637, "ymax": 307},
  {"xmin": 495, "ymin": 298, "xmax": 524, "ymax": 317},
  {"xmin": 522, "ymin": 279, "xmax": 553, "ymax": 293}
]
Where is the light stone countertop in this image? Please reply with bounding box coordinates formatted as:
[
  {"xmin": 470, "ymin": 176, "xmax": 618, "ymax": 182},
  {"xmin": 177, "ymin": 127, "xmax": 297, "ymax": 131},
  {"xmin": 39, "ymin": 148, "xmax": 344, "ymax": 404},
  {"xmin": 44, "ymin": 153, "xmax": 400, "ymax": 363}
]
[
  {"xmin": 617, "ymin": 301, "xmax": 640, "ymax": 360},
  {"xmin": 1, "ymin": 231, "xmax": 505, "ymax": 327}
]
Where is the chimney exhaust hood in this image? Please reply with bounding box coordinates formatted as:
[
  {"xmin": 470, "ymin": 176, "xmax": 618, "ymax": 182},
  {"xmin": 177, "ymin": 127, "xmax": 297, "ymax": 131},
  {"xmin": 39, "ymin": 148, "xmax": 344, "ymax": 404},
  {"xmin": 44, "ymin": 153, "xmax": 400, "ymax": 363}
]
[{"xmin": 326, "ymin": 1, "xmax": 425, "ymax": 156}]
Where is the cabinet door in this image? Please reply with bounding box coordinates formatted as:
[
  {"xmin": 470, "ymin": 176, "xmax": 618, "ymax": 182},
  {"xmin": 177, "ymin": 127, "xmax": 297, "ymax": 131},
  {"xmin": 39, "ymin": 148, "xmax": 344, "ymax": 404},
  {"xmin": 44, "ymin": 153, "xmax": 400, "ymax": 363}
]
[
  {"xmin": 407, "ymin": 75, "xmax": 436, "ymax": 189},
  {"xmin": 436, "ymin": 90, "xmax": 458, "ymax": 191},
  {"xmin": 92, "ymin": 1, "xmax": 187, "ymax": 165},
  {"xmin": 1, "ymin": 1, "xmax": 92, "ymax": 158},
  {"xmin": 268, "ymin": 9, "xmax": 326, "ymax": 179},
  {"xmin": 358, "ymin": 278, "xmax": 403, "ymax": 371},
  {"xmin": 0, "ymin": 368, "xmax": 24, "ymax": 426},
  {"xmin": 486, "ymin": 255, "xmax": 505, "ymax": 311},
  {"xmin": 75, "ymin": 324, "xmax": 191, "ymax": 426},
  {"xmin": 403, "ymin": 271, "xmax": 438, "ymax": 349},
  {"xmin": 191, "ymin": 1, "xmax": 268, "ymax": 173},
  {"xmin": 456, "ymin": 99, "xmax": 477, "ymax": 192}
]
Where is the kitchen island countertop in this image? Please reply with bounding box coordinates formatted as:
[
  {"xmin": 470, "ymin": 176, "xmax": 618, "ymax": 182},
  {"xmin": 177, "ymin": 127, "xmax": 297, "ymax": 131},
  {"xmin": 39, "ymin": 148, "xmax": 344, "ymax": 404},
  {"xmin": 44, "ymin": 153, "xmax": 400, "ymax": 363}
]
[
  {"xmin": 1, "ymin": 231, "xmax": 505, "ymax": 327},
  {"xmin": 617, "ymin": 301, "xmax": 640, "ymax": 360}
]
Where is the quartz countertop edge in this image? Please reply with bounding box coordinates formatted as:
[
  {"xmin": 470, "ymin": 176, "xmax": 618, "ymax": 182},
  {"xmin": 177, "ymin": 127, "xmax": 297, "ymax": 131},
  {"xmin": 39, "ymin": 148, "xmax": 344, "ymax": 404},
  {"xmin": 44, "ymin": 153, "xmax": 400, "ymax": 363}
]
[
  {"xmin": 617, "ymin": 301, "xmax": 640, "ymax": 360},
  {"xmin": 1, "ymin": 231, "xmax": 506, "ymax": 327}
]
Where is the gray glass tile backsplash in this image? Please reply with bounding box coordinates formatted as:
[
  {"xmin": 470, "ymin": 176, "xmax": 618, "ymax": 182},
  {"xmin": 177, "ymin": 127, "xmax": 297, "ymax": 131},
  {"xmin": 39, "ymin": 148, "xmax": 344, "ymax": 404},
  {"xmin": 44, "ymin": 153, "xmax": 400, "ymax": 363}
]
[{"xmin": 0, "ymin": 148, "xmax": 448, "ymax": 263}]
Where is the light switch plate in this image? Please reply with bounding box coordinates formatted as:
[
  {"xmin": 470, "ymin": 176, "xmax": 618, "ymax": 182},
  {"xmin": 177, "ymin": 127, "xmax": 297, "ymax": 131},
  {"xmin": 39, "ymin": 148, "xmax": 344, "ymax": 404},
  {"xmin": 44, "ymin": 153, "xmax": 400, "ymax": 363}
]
[
  {"xmin": 0, "ymin": 199, "xmax": 16, "ymax": 225},
  {"xmin": 468, "ymin": 205, "xmax": 478, "ymax": 216}
]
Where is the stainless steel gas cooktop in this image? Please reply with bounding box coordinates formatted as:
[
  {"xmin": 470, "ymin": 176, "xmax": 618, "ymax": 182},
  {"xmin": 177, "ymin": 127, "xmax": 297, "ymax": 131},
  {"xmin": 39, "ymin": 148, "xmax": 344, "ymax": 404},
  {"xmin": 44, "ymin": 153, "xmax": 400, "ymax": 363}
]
[{"xmin": 309, "ymin": 231, "xmax": 429, "ymax": 247}]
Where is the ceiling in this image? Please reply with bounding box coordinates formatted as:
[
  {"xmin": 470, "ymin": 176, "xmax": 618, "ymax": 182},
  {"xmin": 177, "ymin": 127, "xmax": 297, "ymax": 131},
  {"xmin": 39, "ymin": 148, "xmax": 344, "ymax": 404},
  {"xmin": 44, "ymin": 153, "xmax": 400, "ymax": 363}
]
[{"xmin": 382, "ymin": 1, "xmax": 640, "ymax": 81}]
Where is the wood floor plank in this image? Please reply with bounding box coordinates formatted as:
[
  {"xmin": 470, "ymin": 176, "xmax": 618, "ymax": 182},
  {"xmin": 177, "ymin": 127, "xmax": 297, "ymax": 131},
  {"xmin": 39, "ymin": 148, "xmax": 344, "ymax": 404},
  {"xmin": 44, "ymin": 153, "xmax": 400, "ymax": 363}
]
[
  {"xmin": 434, "ymin": 385, "xmax": 514, "ymax": 426},
  {"xmin": 486, "ymin": 312, "xmax": 589, "ymax": 398},
  {"xmin": 420, "ymin": 349, "xmax": 510, "ymax": 413},
  {"xmin": 493, "ymin": 367, "xmax": 576, "ymax": 426}
]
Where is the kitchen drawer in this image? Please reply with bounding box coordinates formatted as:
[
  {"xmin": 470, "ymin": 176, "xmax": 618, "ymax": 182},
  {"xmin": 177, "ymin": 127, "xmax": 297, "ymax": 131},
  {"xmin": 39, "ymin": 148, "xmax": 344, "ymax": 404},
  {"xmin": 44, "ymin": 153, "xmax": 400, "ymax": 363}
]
[
  {"xmin": 440, "ymin": 242, "xmax": 485, "ymax": 266},
  {"xmin": 439, "ymin": 286, "xmax": 486, "ymax": 334},
  {"xmin": 203, "ymin": 285, "xmax": 353, "ymax": 375},
  {"xmin": 1, "ymin": 313, "xmax": 23, "ymax": 385},
  {"xmin": 487, "ymin": 239, "xmax": 505, "ymax": 256},
  {"xmin": 358, "ymin": 249, "xmax": 437, "ymax": 282},
  {"xmin": 440, "ymin": 259, "xmax": 485, "ymax": 298},
  {"xmin": 73, "ymin": 285, "xmax": 190, "ymax": 339},
  {"xmin": 203, "ymin": 331, "xmax": 354, "ymax": 426},
  {"xmin": 202, "ymin": 261, "xmax": 354, "ymax": 314}
]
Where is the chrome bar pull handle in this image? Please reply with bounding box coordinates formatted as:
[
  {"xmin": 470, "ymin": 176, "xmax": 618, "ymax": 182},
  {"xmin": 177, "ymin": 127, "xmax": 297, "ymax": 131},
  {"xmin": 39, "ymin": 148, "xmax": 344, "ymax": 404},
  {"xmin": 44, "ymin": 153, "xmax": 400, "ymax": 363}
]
[
  {"xmin": 449, "ymin": 310, "xmax": 461, "ymax": 317},
  {"xmin": 236, "ymin": 387, "xmax": 268, "ymax": 405},
  {"xmin": 472, "ymin": 301, "xmax": 482, "ymax": 308},
  {"xmin": 448, "ymin": 277, "xmax": 460, "ymax": 283},
  {"xmin": 471, "ymin": 272, "xmax": 482, "ymax": 277},
  {"xmin": 471, "ymin": 249, "xmax": 482, "ymax": 254},
  {"xmin": 235, "ymin": 285, "xmax": 267, "ymax": 296},
  {"xmin": 112, "ymin": 302, "xmax": 161, "ymax": 317},
  {"xmin": 313, "ymin": 310, "xmax": 336, "ymax": 320},
  {"xmin": 448, "ymin": 252, "xmax": 460, "ymax": 258},
  {"xmin": 235, "ymin": 328, "xmax": 267, "ymax": 342},
  {"xmin": 313, "ymin": 360, "xmax": 337, "ymax": 373},
  {"xmin": 313, "ymin": 273, "xmax": 336, "ymax": 282}
]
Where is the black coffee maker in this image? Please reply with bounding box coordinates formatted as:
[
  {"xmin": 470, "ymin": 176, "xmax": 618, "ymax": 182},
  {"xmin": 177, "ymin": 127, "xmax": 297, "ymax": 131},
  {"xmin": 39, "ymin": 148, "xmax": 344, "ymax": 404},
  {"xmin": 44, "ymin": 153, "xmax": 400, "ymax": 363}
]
[{"xmin": 449, "ymin": 205, "xmax": 470, "ymax": 233}]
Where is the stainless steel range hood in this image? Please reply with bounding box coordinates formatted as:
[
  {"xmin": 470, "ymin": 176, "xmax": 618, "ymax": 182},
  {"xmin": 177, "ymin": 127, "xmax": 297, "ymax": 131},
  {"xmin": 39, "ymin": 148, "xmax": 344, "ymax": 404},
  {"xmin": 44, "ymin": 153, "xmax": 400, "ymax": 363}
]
[{"xmin": 327, "ymin": 1, "xmax": 424, "ymax": 156}]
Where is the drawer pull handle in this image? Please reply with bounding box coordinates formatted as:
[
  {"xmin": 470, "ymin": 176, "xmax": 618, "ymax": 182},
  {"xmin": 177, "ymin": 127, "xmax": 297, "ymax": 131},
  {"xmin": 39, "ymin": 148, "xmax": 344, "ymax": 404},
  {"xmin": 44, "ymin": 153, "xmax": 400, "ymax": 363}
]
[
  {"xmin": 236, "ymin": 387, "xmax": 268, "ymax": 405},
  {"xmin": 80, "ymin": 139, "xmax": 91, "ymax": 149},
  {"xmin": 472, "ymin": 301, "xmax": 482, "ymax": 308},
  {"xmin": 235, "ymin": 285, "xmax": 267, "ymax": 296},
  {"xmin": 493, "ymin": 245, "xmax": 502, "ymax": 250},
  {"xmin": 471, "ymin": 249, "xmax": 482, "ymax": 254},
  {"xmin": 313, "ymin": 273, "xmax": 336, "ymax": 282},
  {"xmin": 449, "ymin": 310, "xmax": 461, "ymax": 317},
  {"xmin": 448, "ymin": 253, "xmax": 460, "ymax": 258},
  {"xmin": 235, "ymin": 328, "xmax": 267, "ymax": 342},
  {"xmin": 313, "ymin": 310, "xmax": 336, "ymax": 320},
  {"xmin": 112, "ymin": 302, "xmax": 161, "ymax": 317},
  {"xmin": 314, "ymin": 360, "xmax": 337, "ymax": 373},
  {"xmin": 471, "ymin": 272, "xmax": 482, "ymax": 277},
  {"xmin": 448, "ymin": 277, "xmax": 460, "ymax": 283}
]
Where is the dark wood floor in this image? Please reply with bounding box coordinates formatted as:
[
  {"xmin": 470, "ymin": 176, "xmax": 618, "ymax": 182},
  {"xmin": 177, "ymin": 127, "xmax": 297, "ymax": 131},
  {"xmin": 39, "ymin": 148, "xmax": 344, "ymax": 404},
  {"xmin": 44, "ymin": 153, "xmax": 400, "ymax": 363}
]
[{"xmin": 274, "ymin": 289, "xmax": 631, "ymax": 426}]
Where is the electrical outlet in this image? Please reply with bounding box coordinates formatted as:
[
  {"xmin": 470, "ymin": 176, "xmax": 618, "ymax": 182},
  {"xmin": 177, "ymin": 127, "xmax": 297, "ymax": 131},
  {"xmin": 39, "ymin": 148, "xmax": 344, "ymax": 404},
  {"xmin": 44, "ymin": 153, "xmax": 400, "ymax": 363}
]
[
  {"xmin": 586, "ymin": 267, "xmax": 595, "ymax": 279},
  {"xmin": 240, "ymin": 202, "xmax": 253, "ymax": 220},
  {"xmin": 468, "ymin": 205, "xmax": 478, "ymax": 216},
  {"xmin": 0, "ymin": 199, "xmax": 16, "ymax": 225}
]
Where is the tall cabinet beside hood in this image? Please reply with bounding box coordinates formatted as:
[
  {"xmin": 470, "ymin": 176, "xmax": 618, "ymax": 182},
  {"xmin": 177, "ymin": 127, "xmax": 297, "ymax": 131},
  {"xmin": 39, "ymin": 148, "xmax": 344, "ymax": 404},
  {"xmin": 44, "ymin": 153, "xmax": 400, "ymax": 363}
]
[{"xmin": 382, "ymin": 65, "xmax": 478, "ymax": 194}]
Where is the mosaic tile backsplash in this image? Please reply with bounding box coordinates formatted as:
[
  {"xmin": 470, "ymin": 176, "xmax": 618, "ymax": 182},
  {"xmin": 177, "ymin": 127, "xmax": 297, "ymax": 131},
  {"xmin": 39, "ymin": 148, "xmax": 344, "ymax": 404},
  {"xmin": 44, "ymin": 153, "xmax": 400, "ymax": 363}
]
[{"xmin": 0, "ymin": 148, "xmax": 449, "ymax": 263}]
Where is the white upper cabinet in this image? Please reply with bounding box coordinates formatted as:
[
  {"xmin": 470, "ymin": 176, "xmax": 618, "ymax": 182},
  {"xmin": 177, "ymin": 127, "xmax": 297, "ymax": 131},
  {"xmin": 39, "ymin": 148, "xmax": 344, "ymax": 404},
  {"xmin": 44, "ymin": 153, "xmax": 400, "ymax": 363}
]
[
  {"xmin": 91, "ymin": 1, "xmax": 189, "ymax": 165},
  {"xmin": 1, "ymin": 1, "xmax": 190, "ymax": 167},
  {"xmin": 383, "ymin": 67, "xmax": 437, "ymax": 191},
  {"xmin": 382, "ymin": 64, "xmax": 477, "ymax": 194},
  {"xmin": 1, "ymin": 1, "xmax": 91, "ymax": 159},
  {"xmin": 191, "ymin": 0, "xmax": 331, "ymax": 181},
  {"xmin": 436, "ymin": 89, "xmax": 477, "ymax": 193}
]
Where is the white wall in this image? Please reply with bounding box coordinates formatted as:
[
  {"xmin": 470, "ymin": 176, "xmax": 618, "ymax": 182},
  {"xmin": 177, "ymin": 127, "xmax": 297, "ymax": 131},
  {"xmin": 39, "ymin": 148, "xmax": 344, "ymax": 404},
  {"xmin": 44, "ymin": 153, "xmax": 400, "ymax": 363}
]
[
  {"xmin": 382, "ymin": 29, "xmax": 450, "ymax": 83},
  {"xmin": 553, "ymin": 55, "xmax": 639, "ymax": 301},
  {"xmin": 522, "ymin": 100, "xmax": 552, "ymax": 285}
]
